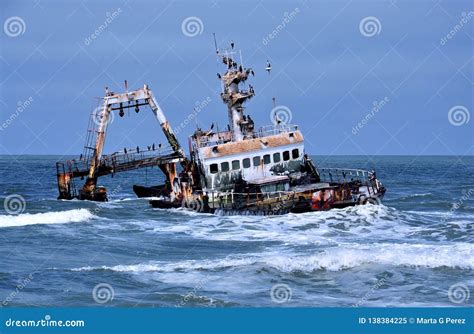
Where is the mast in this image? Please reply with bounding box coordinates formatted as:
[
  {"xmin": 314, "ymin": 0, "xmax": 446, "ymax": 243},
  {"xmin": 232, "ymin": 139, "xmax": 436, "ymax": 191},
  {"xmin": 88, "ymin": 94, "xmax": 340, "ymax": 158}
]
[{"xmin": 216, "ymin": 45, "xmax": 255, "ymax": 141}]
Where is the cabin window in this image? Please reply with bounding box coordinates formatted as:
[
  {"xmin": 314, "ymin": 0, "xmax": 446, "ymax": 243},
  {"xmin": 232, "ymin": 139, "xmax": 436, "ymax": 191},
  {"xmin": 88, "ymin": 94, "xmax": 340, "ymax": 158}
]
[
  {"xmin": 253, "ymin": 156, "xmax": 261, "ymax": 166},
  {"xmin": 261, "ymin": 182, "xmax": 287, "ymax": 193},
  {"xmin": 283, "ymin": 151, "xmax": 290, "ymax": 161},
  {"xmin": 221, "ymin": 161, "xmax": 229, "ymax": 172},
  {"xmin": 263, "ymin": 154, "xmax": 271, "ymax": 164},
  {"xmin": 243, "ymin": 158, "xmax": 251, "ymax": 168},
  {"xmin": 232, "ymin": 160, "xmax": 240, "ymax": 170},
  {"xmin": 210, "ymin": 163, "xmax": 218, "ymax": 174},
  {"xmin": 292, "ymin": 148, "xmax": 299, "ymax": 159},
  {"xmin": 273, "ymin": 152, "xmax": 281, "ymax": 163}
]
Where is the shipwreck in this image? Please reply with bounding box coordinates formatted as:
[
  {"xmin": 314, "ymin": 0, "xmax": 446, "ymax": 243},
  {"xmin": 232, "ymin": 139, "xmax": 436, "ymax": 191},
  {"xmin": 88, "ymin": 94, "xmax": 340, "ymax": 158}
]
[{"xmin": 56, "ymin": 44, "xmax": 386, "ymax": 214}]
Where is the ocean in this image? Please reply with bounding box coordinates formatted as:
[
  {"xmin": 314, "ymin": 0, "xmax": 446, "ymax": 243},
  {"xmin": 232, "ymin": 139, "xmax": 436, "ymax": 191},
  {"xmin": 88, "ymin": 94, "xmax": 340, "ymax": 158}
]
[{"xmin": 0, "ymin": 155, "xmax": 473, "ymax": 307}]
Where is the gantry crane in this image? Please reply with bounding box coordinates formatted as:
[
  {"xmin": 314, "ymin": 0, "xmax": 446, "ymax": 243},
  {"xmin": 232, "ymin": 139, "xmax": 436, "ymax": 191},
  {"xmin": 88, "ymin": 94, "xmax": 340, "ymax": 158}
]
[{"xmin": 56, "ymin": 84, "xmax": 190, "ymax": 201}]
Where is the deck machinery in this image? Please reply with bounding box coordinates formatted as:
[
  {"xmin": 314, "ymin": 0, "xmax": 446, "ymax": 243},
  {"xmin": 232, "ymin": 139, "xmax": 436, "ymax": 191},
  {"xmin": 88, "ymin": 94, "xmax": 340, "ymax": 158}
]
[
  {"xmin": 56, "ymin": 84, "xmax": 190, "ymax": 202},
  {"xmin": 56, "ymin": 47, "xmax": 386, "ymax": 214}
]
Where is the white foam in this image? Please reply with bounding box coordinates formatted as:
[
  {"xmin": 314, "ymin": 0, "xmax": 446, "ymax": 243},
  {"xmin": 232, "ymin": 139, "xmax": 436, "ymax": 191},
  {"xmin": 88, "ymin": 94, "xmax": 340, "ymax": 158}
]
[
  {"xmin": 406, "ymin": 210, "xmax": 474, "ymax": 218},
  {"xmin": 0, "ymin": 209, "xmax": 95, "ymax": 228},
  {"xmin": 71, "ymin": 242, "xmax": 474, "ymax": 273},
  {"xmin": 396, "ymin": 193, "xmax": 432, "ymax": 200},
  {"xmin": 266, "ymin": 243, "xmax": 474, "ymax": 271},
  {"xmin": 71, "ymin": 257, "xmax": 256, "ymax": 273},
  {"xmin": 140, "ymin": 204, "xmax": 415, "ymax": 245}
]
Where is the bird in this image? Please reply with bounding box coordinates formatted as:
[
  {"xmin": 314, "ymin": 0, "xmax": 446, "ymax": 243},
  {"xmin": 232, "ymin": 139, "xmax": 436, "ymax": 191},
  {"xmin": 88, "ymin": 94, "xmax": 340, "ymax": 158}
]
[
  {"xmin": 230, "ymin": 40, "xmax": 234, "ymax": 49},
  {"xmin": 265, "ymin": 60, "xmax": 272, "ymax": 73},
  {"xmin": 250, "ymin": 69, "xmax": 255, "ymax": 76},
  {"xmin": 210, "ymin": 122, "xmax": 215, "ymax": 130},
  {"xmin": 217, "ymin": 73, "xmax": 221, "ymax": 79}
]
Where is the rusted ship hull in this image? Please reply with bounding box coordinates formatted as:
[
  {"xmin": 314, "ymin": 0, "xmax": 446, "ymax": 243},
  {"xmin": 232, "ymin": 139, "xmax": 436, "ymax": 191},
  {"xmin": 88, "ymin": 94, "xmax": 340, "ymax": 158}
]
[
  {"xmin": 148, "ymin": 190, "xmax": 385, "ymax": 215},
  {"xmin": 147, "ymin": 167, "xmax": 386, "ymax": 215}
]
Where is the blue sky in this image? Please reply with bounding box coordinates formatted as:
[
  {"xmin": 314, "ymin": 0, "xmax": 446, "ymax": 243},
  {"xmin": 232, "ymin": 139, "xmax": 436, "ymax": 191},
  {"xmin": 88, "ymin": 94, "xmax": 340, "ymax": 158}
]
[{"xmin": 0, "ymin": 0, "xmax": 472, "ymax": 155}]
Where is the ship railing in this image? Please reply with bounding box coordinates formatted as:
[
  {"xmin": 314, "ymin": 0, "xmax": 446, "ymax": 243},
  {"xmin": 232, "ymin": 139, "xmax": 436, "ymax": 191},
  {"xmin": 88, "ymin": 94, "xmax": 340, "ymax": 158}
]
[
  {"xmin": 197, "ymin": 189, "xmax": 295, "ymax": 210},
  {"xmin": 98, "ymin": 145, "xmax": 176, "ymax": 168},
  {"xmin": 317, "ymin": 167, "xmax": 382, "ymax": 196},
  {"xmin": 194, "ymin": 124, "xmax": 299, "ymax": 148},
  {"xmin": 56, "ymin": 145, "xmax": 176, "ymax": 176},
  {"xmin": 195, "ymin": 131, "xmax": 234, "ymax": 148},
  {"xmin": 253, "ymin": 124, "xmax": 298, "ymax": 139},
  {"xmin": 317, "ymin": 168, "xmax": 370, "ymax": 183}
]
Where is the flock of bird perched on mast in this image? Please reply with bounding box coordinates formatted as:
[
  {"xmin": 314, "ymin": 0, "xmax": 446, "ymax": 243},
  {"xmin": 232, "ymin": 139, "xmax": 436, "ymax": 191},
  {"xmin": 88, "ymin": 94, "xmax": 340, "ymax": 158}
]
[{"xmin": 215, "ymin": 39, "xmax": 272, "ymax": 76}]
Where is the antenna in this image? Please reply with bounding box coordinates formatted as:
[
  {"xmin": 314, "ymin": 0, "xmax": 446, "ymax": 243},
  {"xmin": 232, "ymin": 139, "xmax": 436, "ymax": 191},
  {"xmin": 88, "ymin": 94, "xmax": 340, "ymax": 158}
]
[
  {"xmin": 213, "ymin": 32, "xmax": 218, "ymax": 54},
  {"xmin": 194, "ymin": 109, "xmax": 198, "ymax": 130},
  {"xmin": 213, "ymin": 33, "xmax": 224, "ymax": 93},
  {"xmin": 272, "ymin": 97, "xmax": 278, "ymax": 124},
  {"xmin": 239, "ymin": 49, "xmax": 244, "ymax": 69}
]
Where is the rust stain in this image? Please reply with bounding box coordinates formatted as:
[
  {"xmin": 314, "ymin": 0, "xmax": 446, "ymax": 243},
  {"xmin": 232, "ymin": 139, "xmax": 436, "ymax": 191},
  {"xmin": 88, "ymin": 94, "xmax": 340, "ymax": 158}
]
[{"xmin": 201, "ymin": 131, "xmax": 303, "ymax": 159}]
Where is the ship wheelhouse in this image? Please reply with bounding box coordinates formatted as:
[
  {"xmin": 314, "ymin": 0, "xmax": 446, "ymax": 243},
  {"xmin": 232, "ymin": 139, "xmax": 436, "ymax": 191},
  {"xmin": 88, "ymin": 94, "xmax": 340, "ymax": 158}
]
[{"xmin": 190, "ymin": 124, "xmax": 305, "ymax": 192}]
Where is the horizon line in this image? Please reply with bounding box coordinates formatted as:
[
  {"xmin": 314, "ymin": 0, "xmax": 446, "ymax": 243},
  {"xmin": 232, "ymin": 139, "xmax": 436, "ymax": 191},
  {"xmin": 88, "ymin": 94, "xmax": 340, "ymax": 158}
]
[{"xmin": 1, "ymin": 154, "xmax": 473, "ymax": 157}]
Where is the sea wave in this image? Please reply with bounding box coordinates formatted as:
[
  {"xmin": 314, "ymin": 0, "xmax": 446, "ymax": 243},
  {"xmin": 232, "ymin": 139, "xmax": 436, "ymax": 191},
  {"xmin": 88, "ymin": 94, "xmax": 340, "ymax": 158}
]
[
  {"xmin": 70, "ymin": 242, "xmax": 474, "ymax": 273},
  {"xmin": 138, "ymin": 204, "xmax": 425, "ymax": 244},
  {"xmin": 0, "ymin": 209, "xmax": 95, "ymax": 228},
  {"xmin": 395, "ymin": 193, "xmax": 433, "ymax": 200}
]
